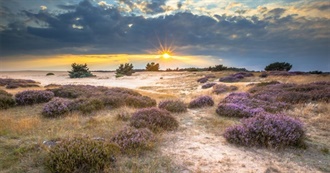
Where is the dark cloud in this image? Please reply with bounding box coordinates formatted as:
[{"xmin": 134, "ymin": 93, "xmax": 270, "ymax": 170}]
[{"xmin": 0, "ymin": 0, "xmax": 329, "ymax": 71}]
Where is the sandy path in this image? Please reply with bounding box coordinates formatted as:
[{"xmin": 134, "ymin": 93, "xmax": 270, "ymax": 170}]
[{"xmin": 160, "ymin": 109, "xmax": 322, "ymax": 173}]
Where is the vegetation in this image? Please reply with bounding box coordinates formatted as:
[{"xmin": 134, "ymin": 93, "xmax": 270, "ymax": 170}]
[
  {"xmin": 188, "ymin": 95, "xmax": 214, "ymax": 108},
  {"xmin": 130, "ymin": 107, "xmax": 178, "ymax": 132},
  {"xmin": 265, "ymin": 62, "xmax": 292, "ymax": 71},
  {"xmin": 0, "ymin": 78, "xmax": 39, "ymax": 89},
  {"xmin": 224, "ymin": 114, "xmax": 305, "ymax": 148},
  {"xmin": 68, "ymin": 63, "xmax": 95, "ymax": 78},
  {"xmin": 111, "ymin": 127, "xmax": 155, "ymax": 153},
  {"xmin": 116, "ymin": 63, "xmax": 134, "ymax": 77},
  {"xmin": 42, "ymin": 97, "xmax": 73, "ymax": 118},
  {"xmin": 146, "ymin": 62, "xmax": 160, "ymax": 71},
  {"xmin": 158, "ymin": 100, "xmax": 187, "ymax": 113},
  {"xmin": 45, "ymin": 137, "xmax": 120, "ymax": 173},
  {"xmin": 46, "ymin": 73, "xmax": 54, "ymax": 76},
  {"xmin": 0, "ymin": 89, "xmax": 15, "ymax": 109},
  {"xmin": 202, "ymin": 82, "xmax": 216, "ymax": 89},
  {"xmin": 15, "ymin": 90, "xmax": 54, "ymax": 105}
]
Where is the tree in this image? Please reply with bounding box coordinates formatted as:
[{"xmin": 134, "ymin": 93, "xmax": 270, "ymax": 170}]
[
  {"xmin": 265, "ymin": 62, "xmax": 292, "ymax": 71},
  {"xmin": 116, "ymin": 63, "xmax": 134, "ymax": 77},
  {"xmin": 209, "ymin": 64, "xmax": 228, "ymax": 71},
  {"xmin": 68, "ymin": 63, "xmax": 95, "ymax": 78},
  {"xmin": 146, "ymin": 62, "xmax": 159, "ymax": 71}
]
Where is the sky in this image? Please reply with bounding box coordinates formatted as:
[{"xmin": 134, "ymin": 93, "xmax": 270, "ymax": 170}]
[{"xmin": 0, "ymin": 0, "xmax": 329, "ymax": 71}]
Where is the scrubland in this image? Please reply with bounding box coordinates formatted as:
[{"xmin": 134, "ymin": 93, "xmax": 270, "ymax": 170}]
[{"xmin": 0, "ymin": 71, "xmax": 329, "ymax": 173}]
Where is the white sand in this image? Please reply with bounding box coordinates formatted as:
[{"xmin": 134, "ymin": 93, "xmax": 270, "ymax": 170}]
[{"xmin": 0, "ymin": 71, "xmax": 178, "ymax": 88}]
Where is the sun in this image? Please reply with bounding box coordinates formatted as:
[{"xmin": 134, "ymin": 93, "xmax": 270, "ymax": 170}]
[{"xmin": 162, "ymin": 52, "xmax": 171, "ymax": 59}]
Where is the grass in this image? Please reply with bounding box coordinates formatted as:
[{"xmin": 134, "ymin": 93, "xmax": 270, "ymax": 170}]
[{"xmin": 0, "ymin": 71, "xmax": 329, "ymax": 172}]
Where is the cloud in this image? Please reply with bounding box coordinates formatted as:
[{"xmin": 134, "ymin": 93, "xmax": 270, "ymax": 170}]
[
  {"xmin": 40, "ymin": 5, "xmax": 47, "ymax": 11},
  {"xmin": 0, "ymin": 0, "xmax": 329, "ymax": 71}
]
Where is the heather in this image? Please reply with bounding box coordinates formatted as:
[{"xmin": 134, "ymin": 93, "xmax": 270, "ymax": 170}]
[
  {"xmin": 188, "ymin": 96, "xmax": 214, "ymax": 108},
  {"xmin": 111, "ymin": 127, "xmax": 155, "ymax": 153},
  {"xmin": 202, "ymin": 82, "xmax": 216, "ymax": 89},
  {"xmin": 224, "ymin": 114, "xmax": 305, "ymax": 148},
  {"xmin": 0, "ymin": 78, "xmax": 39, "ymax": 89},
  {"xmin": 212, "ymin": 84, "xmax": 237, "ymax": 94},
  {"xmin": 15, "ymin": 90, "xmax": 54, "ymax": 105},
  {"xmin": 130, "ymin": 107, "xmax": 178, "ymax": 132},
  {"xmin": 45, "ymin": 137, "xmax": 120, "ymax": 173},
  {"xmin": 197, "ymin": 77, "xmax": 208, "ymax": 83},
  {"xmin": 217, "ymin": 92, "xmax": 289, "ymax": 118},
  {"xmin": 42, "ymin": 97, "xmax": 73, "ymax": 118},
  {"xmin": 158, "ymin": 99, "xmax": 187, "ymax": 113},
  {"xmin": 0, "ymin": 89, "xmax": 15, "ymax": 109},
  {"xmin": 49, "ymin": 85, "xmax": 156, "ymax": 109},
  {"xmin": 219, "ymin": 72, "xmax": 253, "ymax": 83},
  {"xmin": 249, "ymin": 81, "xmax": 330, "ymax": 103}
]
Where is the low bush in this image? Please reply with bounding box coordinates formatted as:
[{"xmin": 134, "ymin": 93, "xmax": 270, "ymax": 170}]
[
  {"xmin": 188, "ymin": 95, "xmax": 214, "ymax": 108},
  {"xmin": 0, "ymin": 89, "xmax": 15, "ymax": 109},
  {"xmin": 111, "ymin": 127, "xmax": 155, "ymax": 153},
  {"xmin": 158, "ymin": 100, "xmax": 187, "ymax": 113},
  {"xmin": 46, "ymin": 73, "xmax": 55, "ymax": 76},
  {"xmin": 224, "ymin": 114, "xmax": 305, "ymax": 148},
  {"xmin": 219, "ymin": 76, "xmax": 240, "ymax": 83},
  {"xmin": 202, "ymin": 83, "xmax": 216, "ymax": 89},
  {"xmin": 42, "ymin": 97, "xmax": 73, "ymax": 118},
  {"xmin": 212, "ymin": 84, "xmax": 238, "ymax": 94},
  {"xmin": 124, "ymin": 95, "xmax": 157, "ymax": 108},
  {"xmin": 74, "ymin": 98, "xmax": 105, "ymax": 114},
  {"xmin": 259, "ymin": 73, "xmax": 268, "ymax": 78},
  {"xmin": 205, "ymin": 74, "xmax": 216, "ymax": 78},
  {"xmin": 0, "ymin": 78, "xmax": 39, "ymax": 89},
  {"xmin": 197, "ymin": 77, "xmax": 208, "ymax": 83},
  {"xmin": 45, "ymin": 137, "xmax": 120, "ymax": 173},
  {"xmin": 130, "ymin": 107, "xmax": 178, "ymax": 132},
  {"xmin": 249, "ymin": 81, "xmax": 330, "ymax": 103},
  {"xmin": 68, "ymin": 63, "xmax": 95, "ymax": 78},
  {"xmin": 216, "ymin": 103, "xmax": 264, "ymax": 118},
  {"xmin": 15, "ymin": 90, "xmax": 54, "ymax": 105}
]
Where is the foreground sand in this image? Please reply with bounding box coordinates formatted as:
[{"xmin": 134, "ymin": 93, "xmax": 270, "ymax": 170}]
[{"xmin": 0, "ymin": 71, "xmax": 329, "ymax": 172}]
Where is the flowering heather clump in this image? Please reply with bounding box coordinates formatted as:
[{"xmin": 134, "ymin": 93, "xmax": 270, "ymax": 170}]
[
  {"xmin": 158, "ymin": 100, "xmax": 187, "ymax": 113},
  {"xmin": 0, "ymin": 89, "xmax": 15, "ymax": 109},
  {"xmin": 259, "ymin": 73, "xmax": 268, "ymax": 78},
  {"xmin": 212, "ymin": 84, "xmax": 229, "ymax": 94},
  {"xmin": 202, "ymin": 83, "xmax": 216, "ymax": 89},
  {"xmin": 111, "ymin": 127, "xmax": 155, "ymax": 152},
  {"xmin": 45, "ymin": 137, "xmax": 120, "ymax": 173},
  {"xmin": 233, "ymin": 72, "xmax": 254, "ymax": 77},
  {"xmin": 107, "ymin": 87, "xmax": 142, "ymax": 96},
  {"xmin": 124, "ymin": 95, "xmax": 157, "ymax": 108},
  {"xmin": 249, "ymin": 81, "xmax": 330, "ymax": 103},
  {"xmin": 197, "ymin": 77, "xmax": 208, "ymax": 83},
  {"xmin": 130, "ymin": 107, "xmax": 178, "ymax": 132},
  {"xmin": 188, "ymin": 95, "xmax": 214, "ymax": 108},
  {"xmin": 219, "ymin": 92, "xmax": 289, "ymax": 116},
  {"xmin": 74, "ymin": 98, "xmax": 105, "ymax": 114},
  {"xmin": 42, "ymin": 97, "xmax": 73, "ymax": 118},
  {"xmin": 224, "ymin": 114, "xmax": 305, "ymax": 148},
  {"xmin": 50, "ymin": 85, "xmax": 107, "ymax": 98},
  {"xmin": 216, "ymin": 103, "xmax": 264, "ymax": 118},
  {"xmin": 15, "ymin": 90, "xmax": 54, "ymax": 105},
  {"xmin": 0, "ymin": 78, "xmax": 39, "ymax": 89},
  {"xmin": 219, "ymin": 76, "xmax": 240, "ymax": 83}
]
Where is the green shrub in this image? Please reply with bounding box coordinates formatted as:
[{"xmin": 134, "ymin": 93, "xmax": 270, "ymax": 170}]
[
  {"xmin": 146, "ymin": 62, "xmax": 160, "ymax": 71},
  {"xmin": 0, "ymin": 89, "xmax": 15, "ymax": 109},
  {"xmin": 45, "ymin": 137, "xmax": 120, "ymax": 173},
  {"xmin": 68, "ymin": 63, "xmax": 95, "ymax": 78},
  {"xmin": 130, "ymin": 107, "xmax": 178, "ymax": 132},
  {"xmin": 46, "ymin": 73, "xmax": 55, "ymax": 76},
  {"xmin": 265, "ymin": 62, "xmax": 292, "ymax": 71},
  {"xmin": 158, "ymin": 99, "xmax": 187, "ymax": 113},
  {"xmin": 111, "ymin": 127, "xmax": 155, "ymax": 153},
  {"xmin": 116, "ymin": 63, "xmax": 134, "ymax": 76}
]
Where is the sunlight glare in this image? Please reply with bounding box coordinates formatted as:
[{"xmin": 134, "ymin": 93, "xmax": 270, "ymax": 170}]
[{"xmin": 162, "ymin": 53, "xmax": 171, "ymax": 59}]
